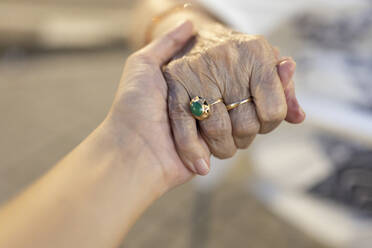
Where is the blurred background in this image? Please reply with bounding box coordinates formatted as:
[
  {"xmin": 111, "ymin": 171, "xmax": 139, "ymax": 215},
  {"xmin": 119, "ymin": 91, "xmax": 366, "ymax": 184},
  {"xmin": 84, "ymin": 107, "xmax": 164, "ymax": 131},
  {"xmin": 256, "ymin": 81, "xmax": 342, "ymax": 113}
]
[{"xmin": 1, "ymin": 0, "xmax": 371, "ymax": 248}]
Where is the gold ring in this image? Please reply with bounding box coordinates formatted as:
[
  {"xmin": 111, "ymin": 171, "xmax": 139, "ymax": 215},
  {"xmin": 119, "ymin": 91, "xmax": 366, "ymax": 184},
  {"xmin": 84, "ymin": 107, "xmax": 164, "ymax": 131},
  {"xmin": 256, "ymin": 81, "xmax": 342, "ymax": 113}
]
[
  {"xmin": 190, "ymin": 96, "xmax": 223, "ymax": 120},
  {"xmin": 226, "ymin": 97, "xmax": 253, "ymax": 111}
]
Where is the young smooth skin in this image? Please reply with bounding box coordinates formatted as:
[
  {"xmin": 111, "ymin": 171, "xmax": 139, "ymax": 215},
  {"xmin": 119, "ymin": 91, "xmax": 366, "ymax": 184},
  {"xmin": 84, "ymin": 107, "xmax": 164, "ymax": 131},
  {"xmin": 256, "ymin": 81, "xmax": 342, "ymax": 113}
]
[{"xmin": 0, "ymin": 21, "xmax": 197, "ymax": 248}]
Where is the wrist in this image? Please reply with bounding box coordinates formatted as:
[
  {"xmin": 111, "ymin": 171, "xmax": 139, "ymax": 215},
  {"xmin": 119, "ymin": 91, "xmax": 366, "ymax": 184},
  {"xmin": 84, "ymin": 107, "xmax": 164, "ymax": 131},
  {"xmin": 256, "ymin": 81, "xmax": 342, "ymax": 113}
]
[{"xmin": 92, "ymin": 118, "xmax": 168, "ymax": 198}]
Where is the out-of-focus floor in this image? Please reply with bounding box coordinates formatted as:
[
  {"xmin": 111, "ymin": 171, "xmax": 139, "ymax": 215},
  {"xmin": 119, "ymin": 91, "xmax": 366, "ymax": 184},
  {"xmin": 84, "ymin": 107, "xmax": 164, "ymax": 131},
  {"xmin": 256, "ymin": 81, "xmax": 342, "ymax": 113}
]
[{"xmin": 0, "ymin": 48, "xmax": 328, "ymax": 248}]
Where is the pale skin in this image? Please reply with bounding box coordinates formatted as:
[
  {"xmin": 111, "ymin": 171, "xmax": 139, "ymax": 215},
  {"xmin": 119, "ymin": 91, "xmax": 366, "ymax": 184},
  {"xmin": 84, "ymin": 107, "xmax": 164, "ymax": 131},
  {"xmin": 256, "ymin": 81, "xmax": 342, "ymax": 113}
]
[
  {"xmin": 0, "ymin": 22, "xmax": 196, "ymax": 248},
  {"xmin": 135, "ymin": 0, "xmax": 305, "ymax": 175},
  {"xmin": 0, "ymin": 2, "xmax": 305, "ymax": 247}
]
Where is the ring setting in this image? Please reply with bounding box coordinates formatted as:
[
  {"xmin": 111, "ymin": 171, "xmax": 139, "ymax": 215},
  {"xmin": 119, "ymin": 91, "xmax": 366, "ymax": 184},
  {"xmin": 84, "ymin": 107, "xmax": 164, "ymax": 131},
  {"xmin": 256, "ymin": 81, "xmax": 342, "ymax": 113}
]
[{"xmin": 190, "ymin": 96, "xmax": 223, "ymax": 120}]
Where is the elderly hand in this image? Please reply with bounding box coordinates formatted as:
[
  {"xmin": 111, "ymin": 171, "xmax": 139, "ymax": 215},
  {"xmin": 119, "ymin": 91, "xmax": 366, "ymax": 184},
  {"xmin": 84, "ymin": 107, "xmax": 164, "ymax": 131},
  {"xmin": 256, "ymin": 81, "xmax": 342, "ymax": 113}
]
[{"xmin": 164, "ymin": 23, "xmax": 305, "ymax": 175}]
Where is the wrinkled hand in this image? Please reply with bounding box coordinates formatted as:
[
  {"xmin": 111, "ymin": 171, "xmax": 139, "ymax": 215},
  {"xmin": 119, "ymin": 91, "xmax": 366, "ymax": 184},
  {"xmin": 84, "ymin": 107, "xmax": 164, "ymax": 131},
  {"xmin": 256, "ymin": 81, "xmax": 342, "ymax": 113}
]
[{"xmin": 164, "ymin": 23, "xmax": 305, "ymax": 175}]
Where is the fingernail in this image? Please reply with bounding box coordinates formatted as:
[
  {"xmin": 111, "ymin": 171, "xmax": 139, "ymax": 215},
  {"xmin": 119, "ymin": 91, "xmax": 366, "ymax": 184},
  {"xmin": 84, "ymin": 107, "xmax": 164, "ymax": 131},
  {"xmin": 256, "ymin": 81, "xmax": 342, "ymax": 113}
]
[
  {"xmin": 175, "ymin": 20, "xmax": 193, "ymax": 31},
  {"xmin": 188, "ymin": 163, "xmax": 197, "ymax": 174},
  {"xmin": 279, "ymin": 60, "xmax": 295, "ymax": 73},
  {"xmin": 195, "ymin": 159, "xmax": 209, "ymax": 176},
  {"xmin": 175, "ymin": 20, "xmax": 188, "ymax": 27}
]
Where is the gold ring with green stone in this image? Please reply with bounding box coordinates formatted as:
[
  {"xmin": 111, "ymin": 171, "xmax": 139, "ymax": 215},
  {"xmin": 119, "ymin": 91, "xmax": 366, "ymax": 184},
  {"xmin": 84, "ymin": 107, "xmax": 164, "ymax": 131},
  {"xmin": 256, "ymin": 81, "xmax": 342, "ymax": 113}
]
[{"xmin": 190, "ymin": 96, "xmax": 223, "ymax": 121}]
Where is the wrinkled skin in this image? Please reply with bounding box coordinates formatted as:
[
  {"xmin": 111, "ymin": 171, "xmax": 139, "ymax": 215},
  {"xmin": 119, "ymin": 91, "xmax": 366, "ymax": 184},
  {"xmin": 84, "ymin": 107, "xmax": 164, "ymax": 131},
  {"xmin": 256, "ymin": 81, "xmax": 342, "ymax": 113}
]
[{"xmin": 164, "ymin": 24, "xmax": 304, "ymax": 174}]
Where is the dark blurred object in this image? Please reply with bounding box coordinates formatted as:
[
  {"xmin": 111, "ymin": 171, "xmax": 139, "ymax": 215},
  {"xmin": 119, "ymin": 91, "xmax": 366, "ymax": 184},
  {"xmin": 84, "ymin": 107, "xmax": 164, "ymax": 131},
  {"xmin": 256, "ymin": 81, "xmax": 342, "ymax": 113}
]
[
  {"xmin": 310, "ymin": 136, "xmax": 372, "ymax": 215},
  {"xmin": 293, "ymin": 3, "xmax": 372, "ymax": 112}
]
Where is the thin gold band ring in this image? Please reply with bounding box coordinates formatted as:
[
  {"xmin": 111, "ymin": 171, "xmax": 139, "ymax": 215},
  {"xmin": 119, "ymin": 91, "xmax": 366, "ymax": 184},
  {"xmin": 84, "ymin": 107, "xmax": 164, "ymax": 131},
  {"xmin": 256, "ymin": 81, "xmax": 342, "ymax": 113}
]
[
  {"xmin": 210, "ymin": 98, "xmax": 223, "ymax": 106},
  {"xmin": 226, "ymin": 97, "xmax": 254, "ymax": 111}
]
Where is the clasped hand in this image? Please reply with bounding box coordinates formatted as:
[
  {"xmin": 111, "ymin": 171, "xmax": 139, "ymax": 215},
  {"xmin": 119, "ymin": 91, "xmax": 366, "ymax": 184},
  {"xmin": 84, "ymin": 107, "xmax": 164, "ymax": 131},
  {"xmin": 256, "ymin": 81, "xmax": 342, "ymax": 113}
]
[{"xmin": 106, "ymin": 21, "xmax": 305, "ymax": 189}]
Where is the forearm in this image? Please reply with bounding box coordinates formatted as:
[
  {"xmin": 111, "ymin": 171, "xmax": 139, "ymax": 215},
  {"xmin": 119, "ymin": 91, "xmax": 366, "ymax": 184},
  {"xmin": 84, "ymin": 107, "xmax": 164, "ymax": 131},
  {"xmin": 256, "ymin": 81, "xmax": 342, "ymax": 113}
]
[
  {"xmin": 0, "ymin": 121, "xmax": 164, "ymax": 248},
  {"xmin": 131, "ymin": 0, "xmax": 223, "ymax": 47}
]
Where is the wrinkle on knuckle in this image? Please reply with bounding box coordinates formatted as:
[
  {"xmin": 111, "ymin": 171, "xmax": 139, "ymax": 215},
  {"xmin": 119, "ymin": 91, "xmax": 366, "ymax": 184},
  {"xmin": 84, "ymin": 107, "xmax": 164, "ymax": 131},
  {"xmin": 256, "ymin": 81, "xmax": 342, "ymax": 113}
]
[
  {"xmin": 234, "ymin": 136, "xmax": 255, "ymax": 149},
  {"xmin": 260, "ymin": 106, "xmax": 287, "ymax": 127},
  {"xmin": 233, "ymin": 119, "xmax": 260, "ymax": 138},
  {"xmin": 250, "ymin": 63, "xmax": 279, "ymax": 95},
  {"xmin": 165, "ymin": 59, "xmax": 200, "ymax": 91},
  {"xmin": 203, "ymin": 119, "xmax": 231, "ymax": 138},
  {"xmin": 246, "ymin": 36, "xmax": 265, "ymax": 50},
  {"xmin": 164, "ymin": 58, "xmax": 181, "ymax": 73},
  {"xmin": 260, "ymin": 122, "xmax": 280, "ymax": 134},
  {"xmin": 212, "ymin": 145, "xmax": 237, "ymax": 159},
  {"xmin": 243, "ymin": 36, "xmax": 275, "ymax": 64}
]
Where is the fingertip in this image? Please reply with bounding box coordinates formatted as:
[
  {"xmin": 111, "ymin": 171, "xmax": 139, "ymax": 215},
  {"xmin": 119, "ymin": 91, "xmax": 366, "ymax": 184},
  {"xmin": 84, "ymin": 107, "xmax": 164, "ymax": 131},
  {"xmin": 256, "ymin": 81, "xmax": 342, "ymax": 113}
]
[
  {"xmin": 286, "ymin": 104, "xmax": 306, "ymax": 124},
  {"xmin": 179, "ymin": 20, "xmax": 194, "ymax": 34},
  {"xmin": 299, "ymin": 106, "xmax": 306, "ymax": 121},
  {"xmin": 280, "ymin": 59, "xmax": 296, "ymax": 71},
  {"xmin": 278, "ymin": 60, "xmax": 295, "ymax": 80},
  {"xmin": 194, "ymin": 158, "xmax": 210, "ymax": 176},
  {"xmin": 172, "ymin": 19, "xmax": 194, "ymax": 41}
]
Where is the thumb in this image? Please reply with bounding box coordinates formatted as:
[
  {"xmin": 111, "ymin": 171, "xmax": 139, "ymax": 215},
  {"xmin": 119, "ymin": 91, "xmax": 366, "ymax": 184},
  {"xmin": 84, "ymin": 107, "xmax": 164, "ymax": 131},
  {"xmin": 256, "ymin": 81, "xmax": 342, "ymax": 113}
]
[{"xmin": 140, "ymin": 20, "xmax": 194, "ymax": 66}]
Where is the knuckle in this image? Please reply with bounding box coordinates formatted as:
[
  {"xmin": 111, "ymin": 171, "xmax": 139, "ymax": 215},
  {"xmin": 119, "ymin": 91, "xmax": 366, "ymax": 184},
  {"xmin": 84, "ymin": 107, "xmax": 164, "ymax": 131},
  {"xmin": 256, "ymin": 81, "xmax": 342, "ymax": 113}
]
[
  {"xmin": 164, "ymin": 59, "xmax": 188, "ymax": 81},
  {"xmin": 262, "ymin": 107, "xmax": 287, "ymax": 124},
  {"xmin": 259, "ymin": 107, "xmax": 287, "ymax": 134},
  {"xmin": 243, "ymin": 35, "xmax": 272, "ymax": 60},
  {"xmin": 234, "ymin": 136, "xmax": 255, "ymax": 149},
  {"xmin": 233, "ymin": 119, "xmax": 260, "ymax": 138},
  {"xmin": 213, "ymin": 146, "xmax": 237, "ymax": 159},
  {"xmin": 163, "ymin": 61, "xmax": 179, "ymax": 78},
  {"xmin": 203, "ymin": 119, "xmax": 231, "ymax": 138},
  {"xmin": 250, "ymin": 35, "xmax": 269, "ymax": 47}
]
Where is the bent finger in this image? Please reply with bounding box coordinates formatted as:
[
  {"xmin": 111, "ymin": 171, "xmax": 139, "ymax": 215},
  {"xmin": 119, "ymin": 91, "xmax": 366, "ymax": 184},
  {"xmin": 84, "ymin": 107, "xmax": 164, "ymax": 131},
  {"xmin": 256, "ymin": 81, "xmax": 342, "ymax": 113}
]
[
  {"xmin": 229, "ymin": 101, "xmax": 259, "ymax": 149},
  {"xmin": 251, "ymin": 58, "xmax": 287, "ymax": 134},
  {"xmin": 166, "ymin": 74, "xmax": 211, "ymax": 176},
  {"xmin": 199, "ymin": 102, "xmax": 236, "ymax": 159}
]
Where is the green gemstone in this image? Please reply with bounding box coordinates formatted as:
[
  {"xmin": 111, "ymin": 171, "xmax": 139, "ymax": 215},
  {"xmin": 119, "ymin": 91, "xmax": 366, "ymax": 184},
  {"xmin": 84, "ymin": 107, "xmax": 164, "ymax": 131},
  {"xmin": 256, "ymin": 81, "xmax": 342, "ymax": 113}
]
[{"xmin": 191, "ymin": 101, "xmax": 203, "ymax": 117}]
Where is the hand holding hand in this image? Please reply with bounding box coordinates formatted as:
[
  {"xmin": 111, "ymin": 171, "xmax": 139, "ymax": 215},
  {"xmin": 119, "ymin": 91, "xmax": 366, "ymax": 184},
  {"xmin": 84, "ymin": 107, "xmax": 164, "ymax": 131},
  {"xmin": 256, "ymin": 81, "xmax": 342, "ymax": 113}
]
[{"xmin": 105, "ymin": 21, "xmax": 199, "ymax": 190}]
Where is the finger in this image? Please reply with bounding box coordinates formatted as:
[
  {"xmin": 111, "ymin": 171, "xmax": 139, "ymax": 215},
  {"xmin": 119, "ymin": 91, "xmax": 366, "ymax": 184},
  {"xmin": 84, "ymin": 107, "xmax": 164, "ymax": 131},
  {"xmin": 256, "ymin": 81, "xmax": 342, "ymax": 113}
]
[
  {"xmin": 229, "ymin": 101, "xmax": 260, "ymax": 149},
  {"xmin": 221, "ymin": 64, "xmax": 260, "ymax": 149},
  {"xmin": 199, "ymin": 101, "xmax": 237, "ymax": 159},
  {"xmin": 140, "ymin": 20, "xmax": 194, "ymax": 66},
  {"xmin": 251, "ymin": 57, "xmax": 287, "ymax": 134},
  {"xmin": 277, "ymin": 59, "xmax": 306, "ymax": 123},
  {"xmin": 169, "ymin": 54, "xmax": 237, "ymax": 160},
  {"xmin": 166, "ymin": 75, "xmax": 211, "ymax": 176}
]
